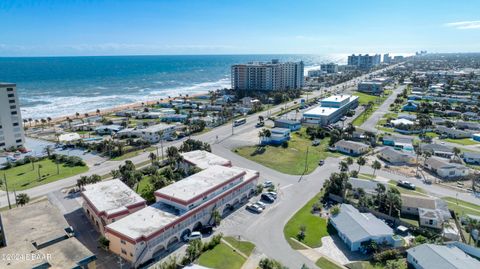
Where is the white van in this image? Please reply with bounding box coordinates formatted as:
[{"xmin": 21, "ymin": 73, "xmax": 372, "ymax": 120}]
[{"xmin": 183, "ymin": 231, "xmax": 202, "ymax": 242}]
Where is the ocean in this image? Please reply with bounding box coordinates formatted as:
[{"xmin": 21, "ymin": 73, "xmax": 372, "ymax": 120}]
[{"xmin": 0, "ymin": 54, "xmax": 344, "ymax": 119}]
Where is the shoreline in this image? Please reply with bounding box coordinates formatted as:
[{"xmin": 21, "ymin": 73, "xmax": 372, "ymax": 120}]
[{"xmin": 28, "ymin": 91, "xmax": 210, "ymax": 126}]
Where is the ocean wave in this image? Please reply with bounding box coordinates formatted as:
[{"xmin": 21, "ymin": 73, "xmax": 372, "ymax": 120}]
[{"xmin": 20, "ymin": 77, "xmax": 231, "ymax": 119}]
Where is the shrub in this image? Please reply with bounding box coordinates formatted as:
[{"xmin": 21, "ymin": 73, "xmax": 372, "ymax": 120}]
[
  {"xmin": 281, "ymin": 141, "xmax": 288, "ymax": 148},
  {"xmin": 373, "ymin": 249, "xmax": 400, "ymax": 264}
]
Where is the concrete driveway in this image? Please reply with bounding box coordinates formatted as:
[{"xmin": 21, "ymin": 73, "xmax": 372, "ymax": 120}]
[{"xmin": 315, "ymin": 235, "xmax": 368, "ymax": 265}]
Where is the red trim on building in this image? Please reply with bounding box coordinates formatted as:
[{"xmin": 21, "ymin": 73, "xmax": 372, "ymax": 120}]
[
  {"xmin": 106, "ymin": 172, "xmax": 259, "ymax": 244},
  {"xmin": 154, "ymin": 171, "xmax": 246, "ymax": 206},
  {"xmin": 81, "ymin": 192, "xmax": 147, "ymax": 220}
]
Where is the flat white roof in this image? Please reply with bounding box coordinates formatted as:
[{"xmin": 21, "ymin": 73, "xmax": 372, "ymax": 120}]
[
  {"xmin": 108, "ymin": 166, "xmax": 259, "ymax": 240},
  {"xmin": 155, "ymin": 165, "xmax": 246, "ymax": 203},
  {"xmin": 142, "ymin": 123, "xmax": 175, "ymax": 133},
  {"xmin": 107, "ymin": 202, "xmax": 180, "ymax": 239},
  {"xmin": 322, "ymin": 95, "xmax": 352, "ymax": 103},
  {"xmin": 304, "ymin": 106, "xmax": 339, "ymax": 116},
  {"xmin": 181, "ymin": 150, "xmax": 231, "ymax": 169},
  {"xmin": 82, "ymin": 179, "xmax": 145, "ymax": 216}
]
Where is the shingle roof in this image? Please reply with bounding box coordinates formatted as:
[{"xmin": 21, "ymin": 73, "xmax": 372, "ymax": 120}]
[
  {"xmin": 330, "ymin": 204, "xmax": 393, "ymax": 242},
  {"xmin": 335, "ymin": 140, "xmax": 369, "ymax": 151},
  {"xmin": 407, "ymin": 244, "xmax": 480, "ymax": 269}
]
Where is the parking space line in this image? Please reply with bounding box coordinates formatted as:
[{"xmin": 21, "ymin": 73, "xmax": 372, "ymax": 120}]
[{"xmin": 280, "ymin": 183, "xmax": 293, "ymax": 190}]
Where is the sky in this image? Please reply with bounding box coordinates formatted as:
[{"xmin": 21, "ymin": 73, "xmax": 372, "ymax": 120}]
[{"xmin": 0, "ymin": 0, "xmax": 479, "ymax": 56}]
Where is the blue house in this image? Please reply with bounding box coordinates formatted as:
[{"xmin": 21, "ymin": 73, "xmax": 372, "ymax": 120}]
[
  {"xmin": 261, "ymin": 128, "xmax": 291, "ymax": 145},
  {"xmin": 402, "ymin": 101, "xmax": 418, "ymax": 112},
  {"xmin": 274, "ymin": 119, "xmax": 301, "ymax": 131}
]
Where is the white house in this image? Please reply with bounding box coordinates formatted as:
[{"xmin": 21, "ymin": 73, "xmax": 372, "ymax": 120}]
[
  {"xmin": 378, "ymin": 148, "xmax": 415, "ymax": 165},
  {"xmin": 329, "ymin": 204, "xmax": 397, "ymax": 252},
  {"xmin": 407, "ymin": 244, "xmax": 480, "ymax": 269},
  {"xmin": 424, "ymin": 157, "xmax": 470, "ymax": 179},
  {"xmin": 334, "ymin": 140, "xmax": 369, "ymax": 156},
  {"xmin": 138, "ymin": 123, "xmax": 176, "ymax": 143},
  {"xmin": 401, "ymin": 194, "xmax": 451, "ymax": 229}
]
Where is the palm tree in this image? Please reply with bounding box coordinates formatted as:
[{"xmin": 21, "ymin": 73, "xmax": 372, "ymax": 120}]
[
  {"xmin": 44, "ymin": 145, "xmax": 53, "ymax": 158},
  {"xmin": 385, "ymin": 188, "xmax": 401, "ymax": 217},
  {"xmin": 357, "ymin": 156, "xmax": 366, "ymax": 173},
  {"xmin": 149, "ymin": 152, "xmax": 157, "ymax": 164},
  {"xmin": 339, "ymin": 161, "xmax": 349, "ymax": 172},
  {"xmin": 111, "ymin": 169, "xmax": 121, "ymax": 179},
  {"xmin": 16, "ymin": 193, "xmax": 30, "ymax": 207},
  {"xmin": 372, "ymin": 160, "xmax": 381, "ymax": 177},
  {"xmin": 37, "ymin": 164, "xmax": 43, "ymax": 180}
]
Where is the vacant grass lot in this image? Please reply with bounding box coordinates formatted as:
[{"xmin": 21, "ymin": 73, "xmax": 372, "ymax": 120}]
[
  {"xmin": 284, "ymin": 192, "xmax": 331, "ymax": 249},
  {"xmin": 316, "ymin": 257, "xmax": 343, "ymax": 269},
  {"xmin": 443, "ymin": 196, "xmax": 480, "ymax": 216},
  {"xmin": 352, "ymin": 92, "xmax": 389, "ymax": 126},
  {"xmin": 111, "ymin": 146, "xmax": 156, "ymax": 161},
  {"xmin": 235, "ymin": 128, "xmax": 340, "ymax": 175},
  {"xmin": 197, "ymin": 242, "xmax": 246, "ymax": 269},
  {"xmin": 443, "ymin": 138, "xmax": 480, "ymax": 146},
  {"xmin": 1, "ymin": 159, "xmax": 88, "ymax": 191}
]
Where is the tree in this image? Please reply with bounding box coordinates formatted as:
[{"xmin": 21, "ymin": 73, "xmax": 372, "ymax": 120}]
[
  {"xmin": 339, "ymin": 161, "xmax": 349, "ymax": 172},
  {"xmin": 357, "ymin": 156, "xmax": 366, "ymax": 173},
  {"xmin": 184, "ymin": 239, "xmax": 203, "ymax": 264},
  {"xmin": 385, "ymin": 188, "xmax": 402, "ymax": 217},
  {"xmin": 212, "ymin": 209, "xmax": 221, "ymax": 226},
  {"xmin": 372, "ymin": 160, "xmax": 381, "ymax": 177},
  {"xmin": 375, "ymin": 183, "xmax": 386, "ymax": 211},
  {"xmin": 149, "ymin": 152, "xmax": 157, "ymax": 165},
  {"xmin": 453, "ymin": 147, "xmax": 461, "ymax": 158},
  {"xmin": 110, "ymin": 169, "xmax": 121, "ymax": 179},
  {"xmin": 37, "ymin": 164, "xmax": 43, "ymax": 180},
  {"xmin": 259, "ymin": 258, "xmax": 287, "ymax": 269},
  {"xmin": 98, "ymin": 236, "xmax": 110, "ymax": 250},
  {"xmin": 166, "ymin": 146, "xmax": 181, "ymax": 167},
  {"xmin": 16, "ymin": 193, "xmax": 30, "ymax": 206}
]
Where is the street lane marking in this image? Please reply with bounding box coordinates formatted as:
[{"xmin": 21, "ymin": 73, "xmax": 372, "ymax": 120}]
[{"xmin": 281, "ymin": 184, "xmax": 293, "ymax": 190}]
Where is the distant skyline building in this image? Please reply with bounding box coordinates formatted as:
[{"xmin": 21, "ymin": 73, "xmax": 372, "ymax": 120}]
[
  {"xmin": 383, "ymin": 53, "xmax": 392, "ymax": 63},
  {"xmin": 0, "ymin": 82, "xmax": 25, "ymax": 150},
  {"xmin": 347, "ymin": 54, "xmax": 381, "ymax": 69},
  {"xmin": 320, "ymin": 63, "xmax": 338, "ymax": 74},
  {"xmin": 231, "ymin": 59, "xmax": 304, "ymax": 91}
]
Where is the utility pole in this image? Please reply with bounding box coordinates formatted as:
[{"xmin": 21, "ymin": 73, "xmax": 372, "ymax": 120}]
[
  {"xmin": 13, "ymin": 188, "xmax": 17, "ymax": 207},
  {"xmin": 304, "ymin": 146, "xmax": 309, "ymax": 174},
  {"xmin": 4, "ymin": 174, "xmax": 11, "ymax": 209}
]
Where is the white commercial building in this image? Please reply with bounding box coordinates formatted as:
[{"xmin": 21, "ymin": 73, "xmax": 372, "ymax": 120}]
[
  {"xmin": 302, "ymin": 95, "xmax": 359, "ymax": 126},
  {"xmin": 180, "ymin": 150, "xmax": 232, "ymax": 170},
  {"xmin": 81, "ymin": 179, "xmax": 146, "ymax": 235},
  {"xmin": 138, "ymin": 123, "xmax": 176, "ymax": 143},
  {"xmin": 0, "ymin": 82, "xmax": 25, "ymax": 150},
  {"xmin": 347, "ymin": 54, "xmax": 381, "ymax": 69},
  {"xmin": 104, "ymin": 164, "xmax": 259, "ymax": 267},
  {"xmin": 231, "ymin": 59, "xmax": 304, "ymax": 91}
]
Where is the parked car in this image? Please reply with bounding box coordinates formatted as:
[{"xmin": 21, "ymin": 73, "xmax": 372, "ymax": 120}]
[
  {"xmin": 261, "ymin": 193, "xmax": 275, "ymax": 203},
  {"xmin": 246, "ymin": 203, "xmax": 263, "ymax": 213},
  {"xmin": 397, "ymin": 180, "xmax": 416, "ymax": 190},
  {"xmin": 318, "ymin": 160, "xmax": 325, "ymax": 166},
  {"xmin": 182, "ymin": 231, "xmax": 202, "ymax": 242},
  {"xmin": 263, "ymin": 181, "xmax": 273, "ymax": 188},
  {"xmin": 266, "ymin": 191, "xmax": 277, "ymax": 199},
  {"xmin": 254, "ymin": 201, "xmax": 266, "ymax": 210},
  {"xmin": 195, "ymin": 225, "xmax": 213, "ymax": 235},
  {"xmin": 312, "ymin": 140, "xmax": 320, "ymax": 146}
]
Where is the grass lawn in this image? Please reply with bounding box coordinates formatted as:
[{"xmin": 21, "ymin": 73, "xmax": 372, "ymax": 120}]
[
  {"xmin": 387, "ymin": 180, "xmax": 427, "ymax": 196},
  {"xmin": 442, "ymin": 197, "xmax": 480, "ymax": 217},
  {"xmin": 284, "ymin": 192, "xmax": 331, "ymax": 249},
  {"xmin": 316, "ymin": 257, "xmax": 343, "ymax": 269},
  {"xmin": 1, "ymin": 159, "xmax": 88, "ymax": 191},
  {"xmin": 197, "ymin": 242, "xmax": 246, "ymax": 269},
  {"xmin": 346, "ymin": 259, "xmax": 407, "ymax": 269},
  {"xmin": 443, "ymin": 138, "xmax": 480, "ymax": 146},
  {"xmin": 358, "ymin": 173, "xmax": 376, "ymax": 180},
  {"xmin": 223, "ymin": 236, "xmax": 255, "ymax": 256},
  {"xmin": 400, "ymin": 216, "xmax": 419, "ymax": 227},
  {"xmin": 111, "ymin": 146, "xmax": 156, "ymax": 161},
  {"xmin": 136, "ymin": 175, "xmax": 151, "ymax": 194},
  {"xmin": 351, "ymin": 92, "xmax": 389, "ymax": 127},
  {"xmin": 235, "ymin": 128, "xmax": 340, "ymax": 175}
]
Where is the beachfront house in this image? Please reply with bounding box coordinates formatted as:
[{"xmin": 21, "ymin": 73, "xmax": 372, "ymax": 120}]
[
  {"xmin": 329, "ymin": 204, "xmax": 398, "ymax": 252},
  {"xmin": 334, "ymin": 140, "xmax": 369, "ymax": 156},
  {"xmin": 95, "ymin": 124, "xmax": 123, "ymax": 135},
  {"xmin": 139, "ymin": 123, "xmax": 176, "ymax": 143}
]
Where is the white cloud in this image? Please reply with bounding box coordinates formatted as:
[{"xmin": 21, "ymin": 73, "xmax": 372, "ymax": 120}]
[{"xmin": 445, "ymin": 20, "xmax": 480, "ymax": 30}]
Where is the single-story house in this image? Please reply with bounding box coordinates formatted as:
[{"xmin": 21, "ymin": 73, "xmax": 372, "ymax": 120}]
[
  {"xmin": 436, "ymin": 126, "xmax": 472, "ymax": 139},
  {"xmin": 349, "ymin": 178, "xmax": 385, "ymax": 195},
  {"xmin": 401, "ymin": 194, "xmax": 451, "ymax": 229},
  {"xmin": 274, "ymin": 119, "xmax": 301, "ymax": 131},
  {"xmin": 261, "ymin": 128, "xmax": 291, "ymax": 145},
  {"xmin": 58, "ymin": 132, "xmax": 82, "ymax": 143},
  {"xmin": 95, "ymin": 125, "xmax": 123, "ymax": 135},
  {"xmin": 473, "ymin": 133, "xmax": 480, "ymax": 142},
  {"xmin": 424, "ymin": 157, "xmax": 470, "ymax": 179},
  {"xmin": 378, "ymin": 148, "xmax": 415, "ymax": 165},
  {"xmin": 390, "ymin": 118, "xmax": 415, "ymax": 126},
  {"xmin": 382, "ymin": 135, "xmax": 414, "ymax": 151},
  {"xmin": 398, "ymin": 114, "xmax": 417, "ymax": 121},
  {"xmin": 407, "ymin": 244, "xmax": 480, "ymax": 269},
  {"xmin": 334, "ymin": 140, "xmax": 369, "ymax": 156},
  {"xmin": 420, "ymin": 143, "xmax": 455, "ymax": 158},
  {"xmin": 329, "ymin": 204, "xmax": 397, "ymax": 252},
  {"xmin": 402, "ymin": 101, "xmax": 418, "ymax": 112},
  {"xmin": 456, "ymin": 121, "xmax": 480, "ymax": 131},
  {"xmin": 463, "ymin": 152, "xmax": 480, "ymax": 165},
  {"xmin": 463, "ymin": 112, "xmax": 480, "ymax": 121},
  {"xmin": 160, "ymin": 114, "xmax": 188, "ymax": 123}
]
